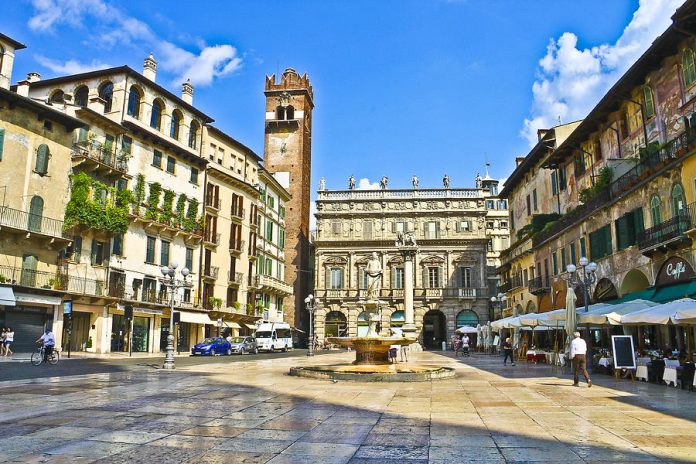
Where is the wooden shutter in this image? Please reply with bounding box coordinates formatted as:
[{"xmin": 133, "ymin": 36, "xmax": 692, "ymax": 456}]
[
  {"xmin": 36, "ymin": 144, "xmax": 49, "ymax": 174},
  {"xmin": 633, "ymin": 207, "xmax": 644, "ymax": 238},
  {"xmin": 103, "ymin": 239, "xmax": 111, "ymax": 263}
]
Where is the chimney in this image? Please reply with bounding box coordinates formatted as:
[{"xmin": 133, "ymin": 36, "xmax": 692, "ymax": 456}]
[
  {"xmin": 182, "ymin": 79, "xmax": 193, "ymax": 105},
  {"xmin": 515, "ymin": 156, "xmax": 525, "ymax": 167},
  {"xmin": 16, "ymin": 79, "xmax": 30, "ymax": 97},
  {"xmin": 143, "ymin": 54, "xmax": 157, "ymax": 81},
  {"xmin": 26, "ymin": 72, "xmax": 41, "ymax": 83}
]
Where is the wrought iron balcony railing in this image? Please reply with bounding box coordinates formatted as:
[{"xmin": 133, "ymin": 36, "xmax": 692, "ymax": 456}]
[{"xmin": 0, "ymin": 206, "xmax": 69, "ymax": 240}]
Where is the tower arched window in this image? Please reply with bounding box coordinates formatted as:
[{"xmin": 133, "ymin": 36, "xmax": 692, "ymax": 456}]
[
  {"xmin": 671, "ymin": 183, "xmax": 685, "ymax": 216},
  {"xmin": 643, "ymin": 86, "xmax": 655, "ymax": 119},
  {"xmin": 150, "ymin": 99, "xmax": 164, "ymax": 130},
  {"xmin": 170, "ymin": 110, "xmax": 182, "ymax": 140},
  {"xmin": 189, "ymin": 121, "xmax": 199, "ymax": 149},
  {"xmin": 98, "ymin": 81, "xmax": 114, "ymax": 113},
  {"xmin": 74, "ymin": 85, "xmax": 89, "ymax": 107},
  {"xmin": 276, "ymin": 106, "xmax": 285, "ymax": 120},
  {"xmin": 286, "ymin": 105, "xmax": 294, "ymax": 119},
  {"xmin": 683, "ymin": 49, "xmax": 696, "ymax": 87},
  {"xmin": 49, "ymin": 90, "xmax": 64, "ymax": 104},
  {"xmin": 650, "ymin": 195, "xmax": 662, "ymax": 226},
  {"xmin": 127, "ymin": 86, "xmax": 142, "ymax": 118}
]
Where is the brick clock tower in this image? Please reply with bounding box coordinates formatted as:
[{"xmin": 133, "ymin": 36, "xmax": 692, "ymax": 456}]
[{"xmin": 263, "ymin": 68, "xmax": 313, "ymax": 333}]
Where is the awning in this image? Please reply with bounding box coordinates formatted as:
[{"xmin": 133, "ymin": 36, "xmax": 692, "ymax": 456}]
[
  {"xmin": 244, "ymin": 323, "xmax": 257, "ymax": 330},
  {"xmin": 14, "ymin": 292, "xmax": 62, "ymax": 306},
  {"xmin": 651, "ymin": 280, "xmax": 696, "ymax": 303},
  {"xmin": 0, "ymin": 287, "xmax": 16, "ymax": 306},
  {"xmin": 178, "ymin": 311, "xmax": 214, "ymax": 325},
  {"xmin": 223, "ymin": 322, "xmax": 242, "ymax": 329},
  {"xmin": 621, "ymin": 298, "xmax": 696, "ymax": 325},
  {"xmin": 612, "ymin": 288, "xmax": 656, "ymax": 304}
]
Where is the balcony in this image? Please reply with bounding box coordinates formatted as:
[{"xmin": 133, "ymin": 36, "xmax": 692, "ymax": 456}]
[
  {"xmin": 255, "ymin": 275, "xmax": 294, "ymax": 296},
  {"xmin": 0, "ymin": 206, "xmax": 71, "ymax": 243},
  {"xmin": 228, "ymin": 271, "xmax": 244, "ymax": 285},
  {"xmin": 322, "ymin": 289, "xmax": 349, "ymax": 299},
  {"xmin": 204, "ymin": 232, "xmax": 221, "ymax": 247},
  {"xmin": 421, "ymin": 287, "xmax": 443, "ymax": 299},
  {"xmin": 72, "ymin": 142, "xmax": 129, "ymax": 178},
  {"xmin": 203, "ymin": 266, "xmax": 219, "ymax": 280},
  {"xmin": 205, "ymin": 197, "xmax": 221, "ymax": 211},
  {"xmin": 638, "ymin": 210, "xmax": 692, "ymax": 255},
  {"xmin": 443, "ymin": 287, "xmax": 483, "ymax": 299},
  {"xmin": 529, "ymin": 276, "xmax": 550, "ymax": 295},
  {"xmin": 0, "ymin": 266, "xmax": 104, "ymax": 296},
  {"xmin": 231, "ymin": 207, "xmax": 246, "ymax": 223},
  {"xmin": 498, "ymin": 280, "xmax": 512, "ymax": 293},
  {"xmin": 107, "ymin": 284, "xmax": 195, "ymax": 307},
  {"xmin": 229, "ymin": 239, "xmax": 246, "ymax": 255}
]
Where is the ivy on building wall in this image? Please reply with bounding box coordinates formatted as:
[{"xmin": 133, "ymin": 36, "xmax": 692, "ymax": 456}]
[
  {"xmin": 132, "ymin": 174, "xmax": 146, "ymax": 214},
  {"xmin": 183, "ymin": 198, "xmax": 199, "ymax": 232},
  {"xmin": 145, "ymin": 182, "xmax": 162, "ymax": 220},
  {"xmin": 160, "ymin": 189, "xmax": 175, "ymax": 225},
  {"xmin": 63, "ymin": 172, "xmax": 130, "ymax": 235},
  {"xmin": 175, "ymin": 193, "xmax": 187, "ymax": 227}
]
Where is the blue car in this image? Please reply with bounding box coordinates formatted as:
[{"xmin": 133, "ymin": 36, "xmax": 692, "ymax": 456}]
[{"xmin": 191, "ymin": 337, "xmax": 232, "ymax": 356}]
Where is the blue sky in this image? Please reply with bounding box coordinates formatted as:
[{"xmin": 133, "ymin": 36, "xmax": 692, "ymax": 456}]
[{"xmin": 2, "ymin": 0, "xmax": 683, "ymax": 192}]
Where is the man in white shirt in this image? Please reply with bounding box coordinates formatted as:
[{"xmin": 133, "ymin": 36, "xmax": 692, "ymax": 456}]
[
  {"xmin": 570, "ymin": 331, "xmax": 592, "ymax": 387},
  {"xmin": 36, "ymin": 328, "xmax": 56, "ymax": 362}
]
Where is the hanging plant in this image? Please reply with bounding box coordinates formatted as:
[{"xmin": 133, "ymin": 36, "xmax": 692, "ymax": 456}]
[
  {"xmin": 183, "ymin": 198, "xmax": 199, "ymax": 232},
  {"xmin": 175, "ymin": 193, "xmax": 187, "ymax": 227},
  {"xmin": 132, "ymin": 174, "xmax": 146, "ymax": 215},
  {"xmin": 145, "ymin": 182, "xmax": 162, "ymax": 220},
  {"xmin": 63, "ymin": 172, "xmax": 129, "ymax": 235},
  {"xmin": 159, "ymin": 189, "xmax": 175, "ymax": 225}
]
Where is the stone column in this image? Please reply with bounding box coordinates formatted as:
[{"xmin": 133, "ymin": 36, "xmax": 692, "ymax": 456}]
[{"xmin": 402, "ymin": 248, "xmax": 417, "ymax": 337}]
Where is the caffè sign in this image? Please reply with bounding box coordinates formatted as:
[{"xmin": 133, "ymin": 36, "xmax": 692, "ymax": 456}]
[{"xmin": 656, "ymin": 256, "xmax": 696, "ymax": 287}]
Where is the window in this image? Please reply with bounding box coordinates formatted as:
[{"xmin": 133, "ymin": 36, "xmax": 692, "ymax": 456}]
[
  {"xmin": 458, "ymin": 267, "xmax": 472, "ymax": 287},
  {"xmin": 265, "ymin": 257, "xmax": 273, "ymax": 276},
  {"xmin": 486, "ymin": 200, "xmax": 494, "ymax": 209},
  {"xmin": 276, "ymin": 106, "xmax": 285, "ymax": 120},
  {"xmin": 424, "ymin": 221, "xmax": 438, "ymax": 239},
  {"xmin": 560, "ymin": 247, "xmax": 567, "ymax": 271},
  {"xmin": 498, "ymin": 199, "xmax": 507, "ymax": 209},
  {"xmin": 650, "ymin": 195, "xmax": 662, "ymax": 226},
  {"xmin": 526, "ymin": 194, "xmax": 531, "ymax": 216},
  {"xmin": 589, "ymin": 225, "xmax": 613, "ymax": 260},
  {"xmin": 74, "ymin": 85, "xmax": 89, "ymax": 107},
  {"xmin": 329, "ymin": 268, "xmax": 342, "ymax": 289},
  {"xmin": 166, "ymin": 156, "xmax": 176, "ymax": 174},
  {"xmin": 127, "ymin": 86, "xmax": 141, "ymax": 118},
  {"xmin": 552, "ymin": 251, "xmax": 558, "ymax": 275},
  {"xmin": 112, "ymin": 234, "xmax": 123, "ymax": 256},
  {"xmin": 671, "ymin": 184, "xmax": 685, "ymax": 216},
  {"xmin": 456, "ymin": 220, "xmax": 470, "ymax": 232},
  {"xmin": 190, "ymin": 167, "xmax": 199, "ymax": 184},
  {"xmin": 226, "ymin": 287, "xmax": 238, "ymax": 307},
  {"xmin": 574, "ymin": 152, "xmax": 586, "ymax": 176},
  {"xmin": 27, "ymin": 195, "xmax": 43, "ymax": 232},
  {"xmin": 50, "ymin": 90, "xmax": 64, "ymax": 103},
  {"xmin": 121, "ymin": 135, "xmax": 132, "ymax": 154},
  {"xmin": 615, "ymin": 207, "xmax": 644, "ymax": 251},
  {"xmin": 551, "ymin": 171, "xmax": 558, "ymax": 195},
  {"xmin": 150, "ymin": 99, "xmax": 163, "ymax": 130},
  {"xmin": 428, "ymin": 267, "xmax": 440, "ymax": 288},
  {"xmin": 91, "ymin": 240, "xmax": 108, "ymax": 266},
  {"xmin": 579, "ymin": 237, "xmax": 586, "ymax": 258},
  {"xmin": 189, "ymin": 121, "xmax": 199, "ymax": 149},
  {"xmin": 393, "ymin": 221, "xmax": 407, "ymax": 234},
  {"xmin": 152, "ymin": 150, "xmax": 162, "ymax": 168},
  {"xmin": 98, "ymin": 81, "xmax": 114, "ymax": 112},
  {"xmin": 532, "ymin": 189, "xmax": 538, "ymax": 211},
  {"xmin": 160, "ymin": 240, "xmax": 170, "ymax": 266},
  {"xmin": 286, "ymin": 105, "xmax": 295, "ymax": 119},
  {"xmin": 500, "ymin": 221, "xmax": 508, "ymax": 228},
  {"xmin": 266, "ymin": 221, "xmax": 273, "ymax": 241},
  {"xmin": 569, "ymin": 242, "xmax": 576, "ymax": 265},
  {"xmin": 35, "ymin": 144, "xmax": 49, "ymax": 175},
  {"xmin": 279, "ymin": 228, "xmax": 285, "ymax": 248},
  {"xmin": 643, "ymin": 86, "xmax": 655, "ymax": 119},
  {"xmin": 170, "ymin": 110, "xmax": 182, "ymax": 140},
  {"xmin": 393, "ymin": 267, "xmax": 404, "ymax": 289},
  {"xmin": 146, "ymin": 236, "xmax": 156, "ymax": 263},
  {"xmin": 558, "ymin": 165, "xmax": 567, "ymax": 190},
  {"xmin": 683, "ymin": 48, "xmax": 696, "ymax": 87},
  {"xmin": 279, "ymin": 205, "xmax": 286, "ymax": 218},
  {"xmin": 268, "ymin": 196, "xmax": 275, "ymax": 209}
]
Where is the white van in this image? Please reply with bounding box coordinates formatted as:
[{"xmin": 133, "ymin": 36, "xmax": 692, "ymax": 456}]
[{"xmin": 255, "ymin": 322, "xmax": 293, "ymax": 352}]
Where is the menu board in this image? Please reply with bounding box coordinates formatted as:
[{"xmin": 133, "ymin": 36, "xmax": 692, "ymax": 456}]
[{"xmin": 612, "ymin": 335, "xmax": 636, "ymax": 369}]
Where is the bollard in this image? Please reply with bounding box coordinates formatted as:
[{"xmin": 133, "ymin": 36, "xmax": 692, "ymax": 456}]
[{"xmin": 442, "ymin": 341, "xmax": 447, "ymax": 351}]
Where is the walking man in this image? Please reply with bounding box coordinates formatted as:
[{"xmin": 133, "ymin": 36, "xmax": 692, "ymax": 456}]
[
  {"xmin": 503, "ymin": 337, "xmax": 515, "ymax": 366},
  {"xmin": 571, "ymin": 331, "xmax": 592, "ymax": 387}
]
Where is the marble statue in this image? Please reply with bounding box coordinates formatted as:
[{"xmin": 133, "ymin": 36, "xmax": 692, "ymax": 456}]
[
  {"xmin": 365, "ymin": 252, "xmax": 383, "ymax": 299},
  {"xmin": 380, "ymin": 176, "xmax": 389, "ymax": 190},
  {"xmin": 412, "ymin": 174, "xmax": 419, "ymax": 189},
  {"xmin": 475, "ymin": 173, "xmax": 482, "ymax": 188},
  {"xmin": 348, "ymin": 175, "xmax": 356, "ymax": 190},
  {"xmin": 443, "ymin": 174, "xmax": 450, "ymax": 189},
  {"xmin": 319, "ymin": 177, "xmax": 326, "ymax": 191}
]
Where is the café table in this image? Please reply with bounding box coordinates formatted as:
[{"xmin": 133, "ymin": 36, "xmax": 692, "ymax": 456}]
[
  {"xmin": 663, "ymin": 359, "xmax": 681, "ymax": 387},
  {"xmin": 597, "ymin": 357, "xmax": 613, "ymax": 368},
  {"xmin": 526, "ymin": 350, "xmax": 546, "ymax": 363},
  {"xmin": 636, "ymin": 357, "xmax": 650, "ymax": 382}
]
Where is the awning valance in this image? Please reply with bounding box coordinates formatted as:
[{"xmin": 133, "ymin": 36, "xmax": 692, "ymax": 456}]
[
  {"xmin": 244, "ymin": 323, "xmax": 257, "ymax": 330},
  {"xmin": 0, "ymin": 287, "xmax": 16, "ymax": 306},
  {"xmin": 652, "ymin": 280, "xmax": 696, "ymax": 303},
  {"xmin": 14, "ymin": 292, "xmax": 61, "ymax": 306},
  {"xmin": 178, "ymin": 311, "xmax": 214, "ymax": 325}
]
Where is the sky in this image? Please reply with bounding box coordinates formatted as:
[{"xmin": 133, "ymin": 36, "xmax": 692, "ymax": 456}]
[{"xmin": 2, "ymin": 0, "xmax": 685, "ymax": 196}]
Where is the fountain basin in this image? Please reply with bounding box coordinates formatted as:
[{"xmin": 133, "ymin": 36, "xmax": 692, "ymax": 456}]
[
  {"xmin": 289, "ymin": 363, "xmax": 455, "ymax": 382},
  {"xmin": 328, "ymin": 336, "xmax": 415, "ymax": 365}
]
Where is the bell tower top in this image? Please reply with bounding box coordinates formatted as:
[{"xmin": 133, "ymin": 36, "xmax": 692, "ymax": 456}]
[{"xmin": 265, "ymin": 68, "xmax": 314, "ymax": 107}]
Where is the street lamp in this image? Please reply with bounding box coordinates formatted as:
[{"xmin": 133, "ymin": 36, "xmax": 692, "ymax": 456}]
[
  {"xmin": 305, "ymin": 294, "xmax": 315, "ymax": 357},
  {"xmin": 160, "ymin": 260, "xmax": 191, "ymax": 370},
  {"xmin": 563, "ymin": 256, "xmax": 598, "ymax": 312},
  {"xmin": 490, "ymin": 293, "xmax": 507, "ymax": 319}
]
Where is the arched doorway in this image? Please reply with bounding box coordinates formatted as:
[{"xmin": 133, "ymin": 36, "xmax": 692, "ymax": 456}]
[
  {"xmin": 620, "ymin": 269, "xmax": 650, "ymax": 295},
  {"xmin": 357, "ymin": 311, "xmax": 368, "ymax": 337},
  {"xmin": 324, "ymin": 311, "xmax": 347, "ymax": 337},
  {"xmin": 390, "ymin": 310, "xmax": 405, "ymax": 328},
  {"xmin": 456, "ymin": 309, "xmax": 479, "ymax": 328},
  {"xmin": 422, "ymin": 309, "xmax": 446, "ymax": 349}
]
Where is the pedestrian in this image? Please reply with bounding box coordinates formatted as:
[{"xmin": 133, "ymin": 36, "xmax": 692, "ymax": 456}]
[
  {"xmin": 503, "ymin": 337, "xmax": 515, "ymax": 365},
  {"xmin": 4, "ymin": 327, "xmax": 13, "ymax": 357},
  {"xmin": 453, "ymin": 336, "xmax": 461, "ymax": 356},
  {"xmin": 0, "ymin": 327, "xmax": 6, "ymax": 356},
  {"xmin": 571, "ymin": 331, "xmax": 592, "ymax": 387},
  {"xmin": 461, "ymin": 334, "xmax": 470, "ymax": 357}
]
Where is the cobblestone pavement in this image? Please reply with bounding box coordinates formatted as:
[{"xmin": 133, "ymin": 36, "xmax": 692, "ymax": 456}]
[{"xmin": 2, "ymin": 350, "xmax": 696, "ymax": 463}]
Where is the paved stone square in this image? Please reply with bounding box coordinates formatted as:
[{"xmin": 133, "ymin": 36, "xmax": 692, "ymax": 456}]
[{"xmin": 1, "ymin": 351, "xmax": 696, "ymax": 463}]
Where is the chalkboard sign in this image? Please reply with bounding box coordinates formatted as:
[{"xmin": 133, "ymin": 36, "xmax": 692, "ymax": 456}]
[{"xmin": 612, "ymin": 335, "xmax": 636, "ymax": 369}]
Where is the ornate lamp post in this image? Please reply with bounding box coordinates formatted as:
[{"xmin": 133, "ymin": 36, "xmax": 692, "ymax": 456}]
[
  {"xmin": 490, "ymin": 293, "xmax": 507, "ymax": 320},
  {"xmin": 563, "ymin": 257, "xmax": 598, "ymax": 312},
  {"xmin": 160, "ymin": 261, "xmax": 191, "ymax": 370},
  {"xmin": 305, "ymin": 294, "xmax": 315, "ymax": 357}
]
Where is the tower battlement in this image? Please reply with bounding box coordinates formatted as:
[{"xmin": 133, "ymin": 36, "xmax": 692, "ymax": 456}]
[{"xmin": 265, "ymin": 68, "xmax": 313, "ymax": 102}]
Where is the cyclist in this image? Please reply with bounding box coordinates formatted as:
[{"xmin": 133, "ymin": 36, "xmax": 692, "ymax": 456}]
[{"xmin": 35, "ymin": 327, "xmax": 55, "ymax": 362}]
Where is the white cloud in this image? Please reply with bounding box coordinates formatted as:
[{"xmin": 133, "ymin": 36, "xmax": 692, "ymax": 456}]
[
  {"xmin": 35, "ymin": 55, "xmax": 111, "ymax": 74},
  {"xmin": 357, "ymin": 178, "xmax": 380, "ymax": 190},
  {"xmin": 521, "ymin": 0, "xmax": 683, "ymax": 146},
  {"xmin": 28, "ymin": 0, "xmax": 244, "ymax": 87}
]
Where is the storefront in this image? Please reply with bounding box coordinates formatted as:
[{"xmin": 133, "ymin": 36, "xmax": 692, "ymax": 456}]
[
  {"xmin": 109, "ymin": 306, "xmax": 162, "ymax": 353},
  {"xmin": 0, "ymin": 292, "xmax": 60, "ymax": 353}
]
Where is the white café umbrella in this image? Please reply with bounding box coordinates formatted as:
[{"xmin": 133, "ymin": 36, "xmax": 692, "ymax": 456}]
[
  {"xmin": 486, "ymin": 321, "xmax": 494, "ymax": 349},
  {"xmin": 578, "ymin": 299, "xmax": 658, "ymax": 325},
  {"xmin": 456, "ymin": 325, "xmax": 478, "ymax": 334},
  {"xmin": 564, "ymin": 289, "xmax": 577, "ymax": 353},
  {"xmin": 476, "ymin": 324, "xmax": 484, "ymax": 347},
  {"xmin": 671, "ymin": 299, "xmax": 696, "ymax": 324},
  {"xmin": 622, "ymin": 298, "xmax": 696, "ymax": 325},
  {"xmin": 518, "ymin": 313, "xmax": 543, "ymax": 327}
]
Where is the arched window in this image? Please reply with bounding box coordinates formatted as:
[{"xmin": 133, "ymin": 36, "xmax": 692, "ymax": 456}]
[
  {"xmin": 170, "ymin": 110, "xmax": 182, "ymax": 140},
  {"xmin": 188, "ymin": 121, "xmax": 199, "ymax": 149},
  {"xmin": 671, "ymin": 184, "xmax": 685, "ymax": 216},
  {"xmin": 50, "ymin": 90, "xmax": 64, "ymax": 104},
  {"xmin": 390, "ymin": 310, "xmax": 405, "ymax": 328},
  {"xmin": 456, "ymin": 310, "xmax": 479, "ymax": 328},
  {"xmin": 650, "ymin": 195, "xmax": 662, "ymax": 226},
  {"xmin": 276, "ymin": 106, "xmax": 285, "ymax": 120},
  {"xmin": 324, "ymin": 311, "xmax": 347, "ymax": 338},
  {"xmin": 98, "ymin": 81, "xmax": 114, "ymax": 113},
  {"xmin": 127, "ymin": 86, "xmax": 142, "ymax": 118},
  {"xmin": 74, "ymin": 85, "xmax": 89, "ymax": 107},
  {"xmin": 357, "ymin": 311, "xmax": 369, "ymax": 337},
  {"xmin": 150, "ymin": 99, "xmax": 164, "ymax": 130},
  {"xmin": 683, "ymin": 49, "xmax": 696, "ymax": 87},
  {"xmin": 28, "ymin": 195, "xmax": 44, "ymax": 232},
  {"xmin": 643, "ymin": 86, "xmax": 655, "ymax": 119},
  {"xmin": 35, "ymin": 143, "xmax": 49, "ymax": 175},
  {"xmin": 286, "ymin": 105, "xmax": 294, "ymax": 119}
]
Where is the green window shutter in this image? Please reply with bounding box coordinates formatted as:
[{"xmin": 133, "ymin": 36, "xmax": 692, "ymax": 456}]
[
  {"xmin": 633, "ymin": 207, "xmax": 644, "ymax": 238},
  {"xmin": 0, "ymin": 128, "xmax": 5, "ymax": 161},
  {"xmin": 36, "ymin": 144, "xmax": 49, "ymax": 174},
  {"xmin": 551, "ymin": 171, "xmax": 557, "ymax": 195},
  {"xmin": 579, "ymin": 237, "xmax": 586, "ymax": 258}
]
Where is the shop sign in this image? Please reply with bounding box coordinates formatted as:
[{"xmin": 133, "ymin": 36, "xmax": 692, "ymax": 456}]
[
  {"xmin": 62, "ymin": 300, "xmax": 72, "ymax": 315},
  {"xmin": 655, "ymin": 256, "xmax": 696, "ymax": 287}
]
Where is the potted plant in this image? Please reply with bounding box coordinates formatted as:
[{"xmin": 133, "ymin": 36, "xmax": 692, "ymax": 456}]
[
  {"xmin": 86, "ymin": 336, "xmax": 93, "ymax": 349},
  {"xmin": 233, "ymin": 301, "xmax": 241, "ymax": 311},
  {"xmin": 0, "ymin": 275, "xmax": 6, "ymax": 283},
  {"xmin": 208, "ymin": 296, "xmax": 222, "ymax": 312},
  {"xmin": 246, "ymin": 303, "xmax": 253, "ymax": 315}
]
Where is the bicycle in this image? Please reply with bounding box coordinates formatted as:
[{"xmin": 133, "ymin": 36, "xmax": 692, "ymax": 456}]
[{"xmin": 31, "ymin": 344, "xmax": 59, "ymax": 365}]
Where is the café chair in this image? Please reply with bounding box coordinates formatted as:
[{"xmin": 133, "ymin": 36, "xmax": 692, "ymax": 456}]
[{"xmin": 648, "ymin": 359, "xmax": 665, "ymax": 384}]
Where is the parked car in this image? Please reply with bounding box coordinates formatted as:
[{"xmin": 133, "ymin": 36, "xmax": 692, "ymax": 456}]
[
  {"xmin": 228, "ymin": 336, "xmax": 258, "ymax": 354},
  {"xmin": 191, "ymin": 337, "xmax": 232, "ymax": 356}
]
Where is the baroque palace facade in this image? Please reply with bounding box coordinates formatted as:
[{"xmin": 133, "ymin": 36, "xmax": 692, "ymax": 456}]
[
  {"xmin": 312, "ymin": 174, "xmax": 509, "ymax": 348},
  {"xmin": 0, "ymin": 33, "xmax": 303, "ymax": 354}
]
